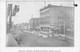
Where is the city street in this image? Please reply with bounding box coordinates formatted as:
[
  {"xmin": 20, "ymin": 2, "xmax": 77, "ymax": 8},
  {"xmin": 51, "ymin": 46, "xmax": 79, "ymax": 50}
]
[
  {"xmin": 16, "ymin": 31, "xmax": 74, "ymax": 47},
  {"xmin": 6, "ymin": 2, "xmax": 74, "ymax": 47}
]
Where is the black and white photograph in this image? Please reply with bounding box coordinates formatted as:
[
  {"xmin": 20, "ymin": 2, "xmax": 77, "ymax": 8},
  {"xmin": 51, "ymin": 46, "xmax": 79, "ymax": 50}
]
[{"xmin": 6, "ymin": 1, "xmax": 74, "ymax": 47}]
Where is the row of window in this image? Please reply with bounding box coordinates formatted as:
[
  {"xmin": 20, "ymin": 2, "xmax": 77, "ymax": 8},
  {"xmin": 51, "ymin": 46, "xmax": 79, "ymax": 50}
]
[{"xmin": 58, "ymin": 16, "xmax": 70, "ymax": 20}]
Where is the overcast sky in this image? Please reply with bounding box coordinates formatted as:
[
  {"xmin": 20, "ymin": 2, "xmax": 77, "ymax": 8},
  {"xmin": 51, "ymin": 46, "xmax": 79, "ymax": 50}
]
[{"xmin": 7, "ymin": 2, "xmax": 74, "ymax": 24}]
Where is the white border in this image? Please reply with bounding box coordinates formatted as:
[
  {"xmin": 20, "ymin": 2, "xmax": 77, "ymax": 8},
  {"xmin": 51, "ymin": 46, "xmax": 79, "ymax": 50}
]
[{"xmin": 0, "ymin": 0, "xmax": 80, "ymax": 52}]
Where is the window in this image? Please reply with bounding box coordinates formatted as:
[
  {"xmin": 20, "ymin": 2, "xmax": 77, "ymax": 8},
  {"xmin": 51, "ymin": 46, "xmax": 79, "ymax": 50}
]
[{"xmin": 58, "ymin": 16, "xmax": 60, "ymax": 19}]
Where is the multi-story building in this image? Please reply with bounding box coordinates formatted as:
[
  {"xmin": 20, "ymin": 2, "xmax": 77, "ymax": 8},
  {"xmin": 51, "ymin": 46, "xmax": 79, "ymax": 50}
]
[
  {"xmin": 30, "ymin": 4, "xmax": 74, "ymax": 35},
  {"xmin": 30, "ymin": 17, "xmax": 50, "ymax": 31},
  {"xmin": 40, "ymin": 4, "xmax": 74, "ymax": 26}
]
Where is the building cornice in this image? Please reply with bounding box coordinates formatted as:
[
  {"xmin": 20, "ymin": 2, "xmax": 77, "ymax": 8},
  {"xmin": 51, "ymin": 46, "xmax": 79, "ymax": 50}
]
[{"xmin": 40, "ymin": 4, "xmax": 74, "ymax": 12}]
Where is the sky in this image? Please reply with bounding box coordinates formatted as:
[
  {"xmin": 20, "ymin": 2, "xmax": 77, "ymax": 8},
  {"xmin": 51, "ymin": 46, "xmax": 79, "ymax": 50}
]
[{"xmin": 7, "ymin": 2, "xmax": 74, "ymax": 24}]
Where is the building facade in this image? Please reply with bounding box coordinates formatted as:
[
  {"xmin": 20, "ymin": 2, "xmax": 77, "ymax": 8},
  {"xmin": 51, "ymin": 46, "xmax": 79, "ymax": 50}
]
[
  {"xmin": 30, "ymin": 17, "xmax": 50, "ymax": 31},
  {"xmin": 30, "ymin": 4, "xmax": 74, "ymax": 35}
]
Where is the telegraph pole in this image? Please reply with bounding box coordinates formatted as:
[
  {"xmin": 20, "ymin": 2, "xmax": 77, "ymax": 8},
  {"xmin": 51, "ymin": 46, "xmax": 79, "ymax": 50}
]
[
  {"xmin": 9, "ymin": 9, "xmax": 12, "ymax": 32},
  {"xmin": 7, "ymin": 4, "xmax": 20, "ymax": 33},
  {"xmin": 64, "ymin": 21, "xmax": 65, "ymax": 35},
  {"xmin": 44, "ymin": 1, "xmax": 46, "ymax": 6},
  {"xmin": 7, "ymin": 4, "xmax": 13, "ymax": 33}
]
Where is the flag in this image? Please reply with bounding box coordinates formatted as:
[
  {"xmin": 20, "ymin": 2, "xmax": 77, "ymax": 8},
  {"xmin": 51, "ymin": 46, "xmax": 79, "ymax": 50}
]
[
  {"xmin": 12, "ymin": 5, "xmax": 20, "ymax": 16},
  {"xmin": 14, "ymin": 5, "xmax": 19, "ymax": 13}
]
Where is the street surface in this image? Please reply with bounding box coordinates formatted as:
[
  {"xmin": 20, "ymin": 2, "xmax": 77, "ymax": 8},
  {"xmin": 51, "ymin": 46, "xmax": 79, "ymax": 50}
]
[
  {"xmin": 15, "ymin": 31, "xmax": 74, "ymax": 47},
  {"xmin": 7, "ymin": 30, "xmax": 74, "ymax": 47},
  {"xmin": 6, "ymin": 33, "xmax": 19, "ymax": 47}
]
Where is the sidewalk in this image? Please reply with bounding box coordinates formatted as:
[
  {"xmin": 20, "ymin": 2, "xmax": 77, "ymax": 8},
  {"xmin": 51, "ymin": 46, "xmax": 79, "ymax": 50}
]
[{"xmin": 6, "ymin": 33, "xmax": 19, "ymax": 47}]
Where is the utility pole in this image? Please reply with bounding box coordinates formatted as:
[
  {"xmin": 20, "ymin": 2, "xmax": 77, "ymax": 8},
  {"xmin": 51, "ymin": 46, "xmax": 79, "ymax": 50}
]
[
  {"xmin": 7, "ymin": 4, "xmax": 20, "ymax": 33},
  {"xmin": 9, "ymin": 9, "xmax": 12, "ymax": 32},
  {"xmin": 7, "ymin": 4, "xmax": 13, "ymax": 33},
  {"xmin": 31, "ymin": 14, "xmax": 33, "ymax": 18},
  {"xmin": 64, "ymin": 21, "xmax": 65, "ymax": 35},
  {"xmin": 44, "ymin": 1, "xmax": 46, "ymax": 6}
]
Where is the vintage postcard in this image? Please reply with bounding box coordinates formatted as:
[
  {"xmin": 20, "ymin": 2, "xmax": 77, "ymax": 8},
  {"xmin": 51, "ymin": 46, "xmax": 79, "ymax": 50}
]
[
  {"xmin": 6, "ymin": 0, "xmax": 74, "ymax": 47},
  {"xmin": 0, "ymin": 0, "xmax": 80, "ymax": 52}
]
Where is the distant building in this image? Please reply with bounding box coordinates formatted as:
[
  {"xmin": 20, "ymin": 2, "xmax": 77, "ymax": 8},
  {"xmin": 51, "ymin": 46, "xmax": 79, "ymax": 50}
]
[
  {"xmin": 30, "ymin": 4, "xmax": 74, "ymax": 35},
  {"xmin": 13, "ymin": 23, "xmax": 29, "ymax": 31},
  {"xmin": 30, "ymin": 17, "xmax": 50, "ymax": 31}
]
